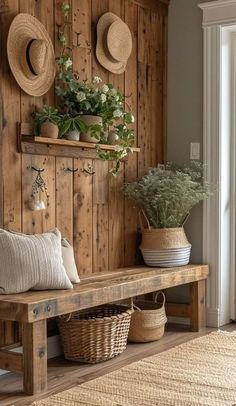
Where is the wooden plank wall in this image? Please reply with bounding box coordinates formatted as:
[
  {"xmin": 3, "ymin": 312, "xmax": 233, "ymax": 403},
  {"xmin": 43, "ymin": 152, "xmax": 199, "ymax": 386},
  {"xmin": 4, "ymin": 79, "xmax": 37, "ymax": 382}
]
[{"xmin": 0, "ymin": 0, "xmax": 168, "ymax": 343}]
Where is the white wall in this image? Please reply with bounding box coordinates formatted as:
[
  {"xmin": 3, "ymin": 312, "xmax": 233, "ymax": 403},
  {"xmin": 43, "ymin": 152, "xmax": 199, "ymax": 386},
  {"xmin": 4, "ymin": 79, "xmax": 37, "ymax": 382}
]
[{"xmin": 167, "ymin": 0, "xmax": 210, "ymax": 302}]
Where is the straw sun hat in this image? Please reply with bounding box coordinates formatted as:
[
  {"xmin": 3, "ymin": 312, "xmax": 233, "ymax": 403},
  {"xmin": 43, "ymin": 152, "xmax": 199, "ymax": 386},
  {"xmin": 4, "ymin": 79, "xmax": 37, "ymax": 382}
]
[
  {"xmin": 7, "ymin": 13, "xmax": 56, "ymax": 97},
  {"xmin": 96, "ymin": 12, "xmax": 132, "ymax": 74}
]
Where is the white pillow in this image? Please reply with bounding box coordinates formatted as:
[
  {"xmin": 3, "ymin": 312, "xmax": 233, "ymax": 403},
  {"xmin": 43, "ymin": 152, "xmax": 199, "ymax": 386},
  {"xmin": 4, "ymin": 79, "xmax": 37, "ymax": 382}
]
[
  {"xmin": 0, "ymin": 228, "xmax": 73, "ymax": 294},
  {"xmin": 61, "ymin": 238, "xmax": 80, "ymax": 284}
]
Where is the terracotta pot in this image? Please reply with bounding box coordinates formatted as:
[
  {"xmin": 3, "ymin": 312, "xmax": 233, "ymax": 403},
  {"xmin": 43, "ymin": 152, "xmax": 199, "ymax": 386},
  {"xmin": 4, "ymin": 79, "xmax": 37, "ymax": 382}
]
[
  {"xmin": 140, "ymin": 227, "xmax": 191, "ymax": 268},
  {"xmin": 65, "ymin": 130, "xmax": 80, "ymax": 141},
  {"xmin": 79, "ymin": 115, "xmax": 103, "ymax": 143},
  {"xmin": 40, "ymin": 122, "xmax": 59, "ymax": 139}
]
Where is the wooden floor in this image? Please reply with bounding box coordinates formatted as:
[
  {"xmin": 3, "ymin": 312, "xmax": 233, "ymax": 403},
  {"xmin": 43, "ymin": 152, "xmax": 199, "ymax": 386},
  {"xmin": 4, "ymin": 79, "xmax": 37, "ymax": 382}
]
[{"xmin": 0, "ymin": 323, "xmax": 235, "ymax": 406}]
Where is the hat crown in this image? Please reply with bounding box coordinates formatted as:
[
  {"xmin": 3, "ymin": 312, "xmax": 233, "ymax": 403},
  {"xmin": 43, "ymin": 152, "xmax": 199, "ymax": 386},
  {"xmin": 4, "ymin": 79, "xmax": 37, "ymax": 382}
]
[
  {"xmin": 107, "ymin": 20, "xmax": 132, "ymax": 63},
  {"xmin": 28, "ymin": 39, "xmax": 48, "ymax": 75}
]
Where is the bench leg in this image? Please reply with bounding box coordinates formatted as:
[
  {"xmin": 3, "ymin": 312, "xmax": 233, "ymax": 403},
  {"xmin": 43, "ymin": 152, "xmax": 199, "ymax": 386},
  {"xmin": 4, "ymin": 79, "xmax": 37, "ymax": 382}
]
[
  {"xmin": 22, "ymin": 320, "xmax": 47, "ymax": 395},
  {"xmin": 190, "ymin": 280, "xmax": 206, "ymax": 332}
]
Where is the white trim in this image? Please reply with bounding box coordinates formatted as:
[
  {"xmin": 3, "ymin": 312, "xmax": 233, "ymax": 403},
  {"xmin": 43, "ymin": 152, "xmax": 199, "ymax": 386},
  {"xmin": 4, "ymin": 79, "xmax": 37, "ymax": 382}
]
[
  {"xmin": 207, "ymin": 307, "xmax": 220, "ymax": 327},
  {"xmin": 201, "ymin": 5, "xmax": 236, "ymax": 326},
  {"xmin": 202, "ymin": 25, "xmax": 222, "ymax": 328},
  {"xmin": 199, "ymin": 0, "xmax": 236, "ymax": 27},
  {"xmin": 229, "ymin": 32, "xmax": 236, "ymax": 320}
]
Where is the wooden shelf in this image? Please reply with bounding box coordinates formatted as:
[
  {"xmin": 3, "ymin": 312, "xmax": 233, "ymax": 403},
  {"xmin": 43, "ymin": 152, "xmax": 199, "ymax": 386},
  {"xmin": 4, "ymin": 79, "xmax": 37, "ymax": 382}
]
[{"xmin": 17, "ymin": 122, "xmax": 140, "ymax": 160}]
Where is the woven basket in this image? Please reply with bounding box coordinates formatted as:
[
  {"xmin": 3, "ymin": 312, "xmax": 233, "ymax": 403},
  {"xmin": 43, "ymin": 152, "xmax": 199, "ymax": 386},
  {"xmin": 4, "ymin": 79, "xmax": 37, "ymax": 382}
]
[
  {"xmin": 128, "ymin": 292, "xmax": 167, "ymax": 343},
  {"xmin": 139, "ymin": 211, "xmax": 191, "ymax": 267},
  {"xmin": 79, "ymin": 115, "xmax": 103, "ymax": 143},
  {"xmin": 57, "ymin": 304, "xmax": 132, "ymax": 364},
  {"xmin": 40, "ymin": 122, "xmax": 59, "ymax": 139}
]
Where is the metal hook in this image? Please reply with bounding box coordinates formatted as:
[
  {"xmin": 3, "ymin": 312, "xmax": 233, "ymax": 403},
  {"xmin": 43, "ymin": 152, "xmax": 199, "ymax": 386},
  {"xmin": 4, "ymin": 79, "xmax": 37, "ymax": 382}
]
[
  {"xmin": 30, "ymin": 166, "xmax": 45, "ymax": 174},
  {"xmin": 81, "ymin": 164, "xmax": 95, "ymax": 176},
  {"xmin": 63, "ymin": 167, "xmax": 79, "ymax": 173}
]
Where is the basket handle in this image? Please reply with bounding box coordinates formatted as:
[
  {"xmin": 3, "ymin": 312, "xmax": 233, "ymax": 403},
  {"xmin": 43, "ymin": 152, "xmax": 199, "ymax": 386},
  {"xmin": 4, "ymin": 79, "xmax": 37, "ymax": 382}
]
[
  {"xmin": 181, "ymin": 213, "xmax": 190, "ymax": 227},
  {"xmin": 132, "ymin": 303, "xmax": 142, "ymax": 312},
  {"xmin": 154, "ymin": 291, "xmax": 166, "ymax": 307},
  {"xmin": 138, "ymin": 209, "xmax": 151, "ymax": 230},
  {"xmin": 58, "ymin": 313, "xmax": 72, "ymax": 322}
]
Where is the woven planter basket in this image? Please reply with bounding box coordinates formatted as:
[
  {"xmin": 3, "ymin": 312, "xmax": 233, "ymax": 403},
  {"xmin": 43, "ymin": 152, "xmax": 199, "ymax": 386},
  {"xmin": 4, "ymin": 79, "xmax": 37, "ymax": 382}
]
[
  {"xmin": 57, "ymin": 304, "xmax": 132, "ymax": 364},
  {"xmin": 40, "ymin": 122, "xmax": 59, "ymax": 139},
  {"xmin": 79, "ymin": 115, "xmax": 103, "ymax": 143},
  {"xmin": 128, "ymin": 292, "xmax": 167, "ymax": 343},
  {"xmin": 139, "ymin": 211, "xmax": 191, "ymax": 267}
]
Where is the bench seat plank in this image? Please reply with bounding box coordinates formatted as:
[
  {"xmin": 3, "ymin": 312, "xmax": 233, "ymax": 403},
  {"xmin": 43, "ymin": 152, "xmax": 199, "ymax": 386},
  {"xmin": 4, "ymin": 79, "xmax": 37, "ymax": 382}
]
[{"xmin": 0, "ymin": 265, "xmax": 209, "ymax": 323}]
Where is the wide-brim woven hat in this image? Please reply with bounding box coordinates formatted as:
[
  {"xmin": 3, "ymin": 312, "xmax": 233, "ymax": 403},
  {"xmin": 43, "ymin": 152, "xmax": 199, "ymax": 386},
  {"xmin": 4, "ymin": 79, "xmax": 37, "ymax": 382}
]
[
  {"xmin": 96, "ymin": 12, "xmax": 132, "ymax": 75},
  {"xmin": 7, "ymin": 13, "xmax": 56, "ymax": 97}
]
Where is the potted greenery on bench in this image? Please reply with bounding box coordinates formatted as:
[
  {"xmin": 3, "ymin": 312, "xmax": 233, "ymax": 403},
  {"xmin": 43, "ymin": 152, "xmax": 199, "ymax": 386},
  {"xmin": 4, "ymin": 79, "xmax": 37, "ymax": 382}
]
[{"xmin": 124, "ymin": 162, "xmax": 214, "ymax": 267}]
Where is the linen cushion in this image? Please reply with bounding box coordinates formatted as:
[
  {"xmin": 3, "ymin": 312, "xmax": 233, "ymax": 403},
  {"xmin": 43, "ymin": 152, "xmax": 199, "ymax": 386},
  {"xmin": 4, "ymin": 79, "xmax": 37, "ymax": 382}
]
[
  {"xmin": 61, "ymin": 238, "xmax": 80, "ymax": 284},
  {"xmin": 0, "ymin": 228, "xmax": 73, "ymax": 294}
]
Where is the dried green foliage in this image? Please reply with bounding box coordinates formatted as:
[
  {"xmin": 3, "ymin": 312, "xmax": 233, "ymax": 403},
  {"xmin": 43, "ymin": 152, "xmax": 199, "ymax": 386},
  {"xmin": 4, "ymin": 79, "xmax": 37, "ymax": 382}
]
[{"xmin": 124, "ymin": 162, "xmax": 215, "ymax": 228}]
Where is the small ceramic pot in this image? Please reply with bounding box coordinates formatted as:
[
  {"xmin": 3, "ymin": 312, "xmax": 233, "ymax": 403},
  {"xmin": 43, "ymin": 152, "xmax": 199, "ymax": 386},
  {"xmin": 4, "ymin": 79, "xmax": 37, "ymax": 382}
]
[
  {"xmin": 79, "ymin": 115, "xmax": 103, "ymax": 143},
  {"xmin": 65, "ymin": 130, "xmax": 80, "ymax": 141},
  {"xmin": 40, "ymin": 122, "xmax": 59, "ymax": 139}
]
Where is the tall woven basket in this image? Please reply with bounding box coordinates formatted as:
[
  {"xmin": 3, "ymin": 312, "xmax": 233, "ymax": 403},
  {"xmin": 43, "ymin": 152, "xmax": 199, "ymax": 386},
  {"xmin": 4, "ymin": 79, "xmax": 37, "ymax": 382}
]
[
  {"xmin": 57, "ymin": 304, "xmax": 132, "ymax": 364},
  {"xmin": 139, "ymin": 211, "xmax": 191, "ymax": 267},
  {"xmin": 128, "ymin": 292, "xmax": 167, "ymax": 343}
]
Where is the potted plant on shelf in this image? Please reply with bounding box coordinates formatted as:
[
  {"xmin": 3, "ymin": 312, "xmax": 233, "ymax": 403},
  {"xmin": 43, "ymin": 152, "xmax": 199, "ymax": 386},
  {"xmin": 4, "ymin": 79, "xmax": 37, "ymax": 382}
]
[
  {"xmin": 55, "ymin": 70, "xmax": 135, "ymax": 175},
  {"xmin": 60, "ymin": 114, "xmax": 87, "ymax": 141},
  {"xmin": 124, "ymin": 162, "xmax": 214, "ymax": 267},
  {"xmin": 54, "ymin": 4, "xmax": 135, "ymax": 176},
  {"xmin": 33, "ymin": 105, "xmax": 61, "ymax": 139}
]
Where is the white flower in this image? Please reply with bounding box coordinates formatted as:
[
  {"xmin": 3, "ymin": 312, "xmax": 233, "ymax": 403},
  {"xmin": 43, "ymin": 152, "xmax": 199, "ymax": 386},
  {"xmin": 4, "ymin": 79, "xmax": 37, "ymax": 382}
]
[
  {"xmin": 92, "ymin": 76, "xmax": 102, "ymax": 84},
  {"xmin": 64, "ymin": 58, "xmax": 72, "ymax": 70},
  {"xmin": 101, "ymin": 84, "xmax": 109, "ymax": 93},
  {"xmin": 114, "ymin": 146, "xmax": 128, "ymax": 158},
  {"xmin": 76, "ymin": 91, "xmax": 86, "ymax": 102},
  {"xmin": 113, "ymin": 109, "xmax": 123, "ymax": 118},
  {"xmin": 130, "ymin": 114, "xmax": 135, "ymax": 123},
  {"xmin": 110, "ymin": 88, "xmax": 117, "ymax": 95},
  {"xmin": 120, "ymin": 150, "xmax": 128, "ymax": 158},
  {"xmin": 100, "ymin": 94, "xmax": 107, "ymax": 103},
  {"xmin": 115, "ymin": 95, "xmax": 120, "ymax": 101}
]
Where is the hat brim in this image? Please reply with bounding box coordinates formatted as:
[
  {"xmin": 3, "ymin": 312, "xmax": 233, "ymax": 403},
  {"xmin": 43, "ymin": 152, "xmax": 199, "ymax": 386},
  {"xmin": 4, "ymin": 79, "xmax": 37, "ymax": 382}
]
[
  {"xmin": 7, "ymin": 13, "xmax": 56, "ymax": 97},
  {"xmin": 96, "ymin": 12, "xmax": 127, "ymax": 75}
]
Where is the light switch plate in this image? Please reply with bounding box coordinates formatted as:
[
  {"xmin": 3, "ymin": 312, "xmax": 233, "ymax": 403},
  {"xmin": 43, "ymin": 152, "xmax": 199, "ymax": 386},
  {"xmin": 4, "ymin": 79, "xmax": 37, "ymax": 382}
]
[{"xmin": 190, "ymin": 143, "xmax": 200, "ymax": 160}]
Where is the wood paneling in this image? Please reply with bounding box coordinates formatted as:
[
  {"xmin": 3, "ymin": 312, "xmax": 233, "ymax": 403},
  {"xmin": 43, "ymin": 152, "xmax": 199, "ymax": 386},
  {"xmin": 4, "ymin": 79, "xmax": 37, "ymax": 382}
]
[{"xmin": 0, "ymin": 0, "xmax": 168, "ymax": 343}]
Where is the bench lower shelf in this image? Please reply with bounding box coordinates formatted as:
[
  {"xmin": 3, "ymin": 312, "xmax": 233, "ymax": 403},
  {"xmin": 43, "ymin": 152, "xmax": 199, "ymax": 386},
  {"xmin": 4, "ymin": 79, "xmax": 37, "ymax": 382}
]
[{"xmin": 0, "ymin": 264, "xmax": 209, "ymax": 395}]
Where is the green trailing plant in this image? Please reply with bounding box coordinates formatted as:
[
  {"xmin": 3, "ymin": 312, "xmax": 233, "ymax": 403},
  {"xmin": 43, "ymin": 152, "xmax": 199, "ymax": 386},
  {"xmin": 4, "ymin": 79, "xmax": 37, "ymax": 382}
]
[
  {"xmin": 54, "ymin": 3, "xmax": 135, "ymax": 176},
  {"xmin": 56, "ymin": 74, "xmax": 134, "ymax": 125},
  {"xmin": 124, "ymin": 162, "xmax": 215, "ymax": 228},
  {"xmin": 60, "ymin": 114, "xmax": 87, "ymax": 138},
  {"xmin": 33, "ymin": 4, "xmax": 135, "ymax": 176},
  {"xmin": 33, "ymin": 105, "xmax": 61, "ymax": 136},
  {"xmin": 96, "ymin": 124, "xmax": 135, "ymax": 175}
]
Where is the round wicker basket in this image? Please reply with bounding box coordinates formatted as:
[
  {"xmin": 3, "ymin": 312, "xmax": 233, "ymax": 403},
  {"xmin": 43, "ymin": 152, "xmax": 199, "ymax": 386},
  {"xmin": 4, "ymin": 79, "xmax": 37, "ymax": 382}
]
[
  {"xmin": 128, "ymin": 292, "xmax": 167, "ymax": 343},
  {"xmin": 57, "ymin": 304, "xmax": 132, "ymax": 364}
]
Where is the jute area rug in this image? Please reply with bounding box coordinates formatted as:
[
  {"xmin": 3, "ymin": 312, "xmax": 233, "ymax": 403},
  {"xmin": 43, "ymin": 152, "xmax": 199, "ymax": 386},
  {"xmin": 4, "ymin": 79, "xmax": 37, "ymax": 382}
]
[{"xmin": 33, "ymin": 331, "xmax": 236, "ymax": 406}]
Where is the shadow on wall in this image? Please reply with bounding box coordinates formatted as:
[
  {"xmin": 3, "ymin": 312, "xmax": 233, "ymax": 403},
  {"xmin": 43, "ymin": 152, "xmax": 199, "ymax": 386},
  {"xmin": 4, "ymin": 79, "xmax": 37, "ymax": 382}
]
[
  {"xmin": 0, "ymin": 1, "xmax": 8, "ymax": 130},
  {"xmin": 0, "ymin": 92, "xmax": 6, "ymax": 129}
]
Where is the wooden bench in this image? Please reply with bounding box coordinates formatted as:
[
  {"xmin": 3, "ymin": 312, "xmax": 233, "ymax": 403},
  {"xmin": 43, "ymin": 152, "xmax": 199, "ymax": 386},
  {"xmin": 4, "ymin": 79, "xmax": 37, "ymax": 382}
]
[{"xmin": 0, "ymin": 264, "xmax": 209, "ymax": 395}]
